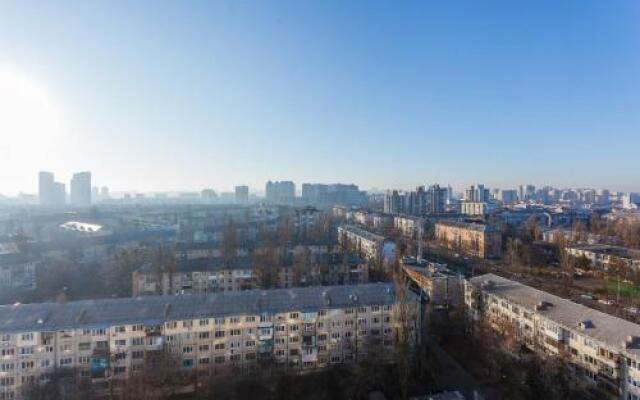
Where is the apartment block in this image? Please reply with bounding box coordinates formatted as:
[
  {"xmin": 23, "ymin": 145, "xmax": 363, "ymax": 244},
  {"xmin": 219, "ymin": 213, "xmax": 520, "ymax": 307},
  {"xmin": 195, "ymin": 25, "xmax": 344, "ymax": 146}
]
[
  {"xmin": 434, "ymin": 221, "xmax": 502, "ymax": 259},
  {"xmin": 337, "ymin": 225, "xmax": 396, "ymax": 264},
  {"xmin": 394, "ymin": 216, "xmax": 422, "ymax": 238},
  {"xmin": 132, "ymin": 254, "xmax": 370, "ymax": 296},
  {"xmin": 466, "ymin": 274, "xmax": 640, "ymax": 400},
  {"xmin": 0, "ymin": 254, "xmax": 38, "ymax": 291},
  {"xmin": 0, "ymin": 284, "xmax": 419, "ymax": 399},
  {"xmin": 566, "ymin": 245, "xmax": 640, "ymax": 271}
]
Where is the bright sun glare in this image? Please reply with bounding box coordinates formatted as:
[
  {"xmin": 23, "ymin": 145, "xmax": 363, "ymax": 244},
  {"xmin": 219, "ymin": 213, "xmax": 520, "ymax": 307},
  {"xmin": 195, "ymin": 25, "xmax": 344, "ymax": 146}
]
[{"xmin": 0, "ymin": 66, "xmax": 63, "ymax": 190}]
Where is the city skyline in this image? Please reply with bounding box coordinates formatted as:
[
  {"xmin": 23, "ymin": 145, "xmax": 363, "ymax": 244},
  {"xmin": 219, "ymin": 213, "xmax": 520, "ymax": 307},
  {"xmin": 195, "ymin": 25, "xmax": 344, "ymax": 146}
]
[{"xmin": 1, "ymin": 1, "xmax": 639, "ymax": 195}]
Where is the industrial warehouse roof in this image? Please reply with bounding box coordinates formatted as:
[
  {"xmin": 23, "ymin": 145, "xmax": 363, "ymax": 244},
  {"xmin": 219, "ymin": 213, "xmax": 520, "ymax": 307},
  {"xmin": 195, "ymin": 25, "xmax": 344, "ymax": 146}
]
[
  {"xmin": 0, "ymin": 283, "xmax": 397, "ymax": 334},
  {"xmin": 469, "ymin": 274, "xmax": 640, "ymax": 357}
]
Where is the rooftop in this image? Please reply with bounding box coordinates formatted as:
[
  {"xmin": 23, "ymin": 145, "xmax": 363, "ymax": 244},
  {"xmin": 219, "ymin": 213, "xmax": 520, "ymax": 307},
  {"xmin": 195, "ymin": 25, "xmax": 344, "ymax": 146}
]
[
  {"xmin": 435, "ymin": 220, "xmax": 496, "ymax": 232},
  {"xmin": 339, "ymin": 225, "xmax": 386, "ymax": 243},
  {"xmin": 0, "ymin": 283, "xmax": 398, "ymax": 334},
  {"xmin": 470, "ymin": 274, "xmax": 640, "ymax": 357}
]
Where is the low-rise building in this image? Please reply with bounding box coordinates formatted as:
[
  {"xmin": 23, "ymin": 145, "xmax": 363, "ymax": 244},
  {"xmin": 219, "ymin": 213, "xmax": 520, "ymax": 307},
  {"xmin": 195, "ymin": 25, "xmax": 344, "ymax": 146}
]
[
  {"xmin": 401, "ymin": 257, "xmax": 464, "ymax": 308},
  {"xmin": 337, "ymin": 225, "xmax": 396, "ymax": 264},
  {"xmin": 394, "ymin": 216, "xmax": 422, "ymax": 238},
  {"xmin": 0, "ymin": 283, "xmax": 420, "ymax": 399},
  {"xmin": 566, "ymin": 244, "xmax": 640, "ymax": 271},
  {"xmin": 434, "ymin": 221, "xmax": 502, "ymax": 259},
  {"xmin": 0, "ymin": 254, "xmax": 38, "ymax": 291},
  {"xmin": 133, "ymin": 254, "xmax": 370, "ymax": 296},
  {"xmin": 466, "ymin": 274, "xmax": 640, "ymax": 399}
]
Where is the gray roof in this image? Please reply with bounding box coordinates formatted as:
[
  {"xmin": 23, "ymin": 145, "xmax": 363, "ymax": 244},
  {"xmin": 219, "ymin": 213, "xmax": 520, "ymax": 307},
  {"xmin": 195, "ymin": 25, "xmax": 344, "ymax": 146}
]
[
  {"xmin": 0, "ymin": 283, "xmax": 397, "ymax": 334},
  {"xmin": 339, "ymin": 225, "xmax": 385, "ymax": 243},
  {"xmin": 435, "ymin": 220, "xmax": 496, "ymax": 233},
  {"xmin": 470, "ymin": 274, "xmax": 640, "ymax": 357}
]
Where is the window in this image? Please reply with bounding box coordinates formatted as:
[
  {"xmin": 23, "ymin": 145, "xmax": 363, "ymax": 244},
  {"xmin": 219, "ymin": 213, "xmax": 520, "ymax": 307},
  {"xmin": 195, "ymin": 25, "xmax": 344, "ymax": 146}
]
[
  {"xmin": 214, "ymin": 356, "xmax": 225, "ymax": 364},
  {"xmin": 183, "ymin": 346, "xmax": 193, "ymax": 354},
  {"xmin": 132, "ymin": 351, "xmax": 144, "ymax": 360},
  {"xmin": 20, "ymin": 333, "xmax": 33, "ymax": 341},
  {"xmin": 182, "ymin": 359, "xmax": 194, "ymax": 368},
  {"xmin": 215, "ymin": 331, "xmax": 225, "ymax": 338},
  {"xmin": 245, "ymin": 316, "xmax": 255, "ymax": 323},
  {"xmin": 78, "ymin": 356, "xmax": 90, "ymax": 364},
  {"xmin": 199, "ymin": 319, "xmax": 209, "ymax": 326},
  {"xmin": 214, "ymin": 343, "xmax": 225, "ymax": 350},
  {"xmin": 215, "ymin": 318, "xmax": 225, "ymax": 325},
  {"xmin": 115, "ymin": 339, "xmax": 126, "ymax": 347},
  {"xmin": 78, "ymin": 342, "xmax": 91, "ymax": 351},
  {"xmin": 245, "ymin": 341, "xmax": 255, "ymax": 347},
  {"xmin": 59, "ymin": 358, "xmax": 73, "ymax": 366},
  {"xmin": 131, "ymin": 338, "xmax": 144, "ymax": 346},
  {"xmin": 199, "ymin": 344, "xmax": 210, "ymax": 352},
  {"xmin": 166, "ymin": 322, "xmax": 177, "ymax": 329},
  {"xmin": 229, "ymin": 317, "xmax": 240, "ymax": 324},
  {"xmin": 289, "ymin": 313, "xmax": 299, "ymax": 319},
  {"xmin": 115, "ymin": 326, "xmax": 126, "ymax": 333},
  {"xmin": 183, "ymin": 321, "xmax": 193, "ymax": 328},
  {"xmin": 198, "ymin": 332, "xmax": 210, "ymax": 339},
  {"xmin": 132, "ymin": 324, "xmax": 144, "ymax": 332}
]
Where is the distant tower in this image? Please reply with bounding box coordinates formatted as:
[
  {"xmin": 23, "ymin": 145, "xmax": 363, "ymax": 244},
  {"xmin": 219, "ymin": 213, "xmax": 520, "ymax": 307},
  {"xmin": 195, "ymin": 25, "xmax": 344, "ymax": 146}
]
[
  {"xmin": 235, "ymin": 185, "xmax": 249, "ymax": 205},
  {"xmin": 70, "ymin": 172, "xmax": 92, "ymax": 206},
  {"xmin": 38, "ymin": 171, "xmax": 54, "ymax": 205}
]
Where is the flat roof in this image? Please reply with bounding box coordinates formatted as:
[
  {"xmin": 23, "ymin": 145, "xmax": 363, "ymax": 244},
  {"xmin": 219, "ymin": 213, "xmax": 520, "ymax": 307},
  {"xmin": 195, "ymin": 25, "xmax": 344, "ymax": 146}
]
[
  {"xmin": 435, "ymin": 220, "xmax": 496, "ymax": 232},
  {"xmin": 469, "ymin": 274, "xmax": 640, "ymax": 357},
  {"xmin": 0, "ymin": 283, "xmax": 397, "ymax": 334},
  {"xmin": 339, "ymin": 225, "xmax": 385, "ymax": 243}
]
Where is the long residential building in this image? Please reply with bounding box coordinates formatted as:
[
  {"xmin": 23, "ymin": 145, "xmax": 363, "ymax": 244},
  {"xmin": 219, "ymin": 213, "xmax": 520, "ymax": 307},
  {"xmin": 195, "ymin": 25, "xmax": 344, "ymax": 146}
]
[
  {"xmin": 132, "ymin": 254, "xmax": 369, "ymax": 296},
  {"xmin": 566, "ymin": 244, "xmax": 640, "ymax": 271},
  {"xmin": 0, "ymin": 283, "xmax": 419, "ymax": 399},
  {"xmin": 434, "ymin": 221, "xmax": 502, "ymax": 259},
  {"xmin": 466, "ymin": 274, "xmax": 640, "ymax": 400},
  {"xmin": 337, "ymin": 225, "xmax": 396, "ymax": 264}
]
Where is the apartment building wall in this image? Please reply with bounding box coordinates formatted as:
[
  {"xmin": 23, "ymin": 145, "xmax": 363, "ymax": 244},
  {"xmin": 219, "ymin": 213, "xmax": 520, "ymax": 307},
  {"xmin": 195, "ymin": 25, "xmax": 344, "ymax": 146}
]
[
  {"xmin": 0, "ymin": 285, "xmax": 419, "ymax": 399},
  {"xmin": 465, "ymin": 274, "xmax": 640, "ymax": 400},
  {"xmin": 434, "ymin": 222, "xmax": 502, "ymax": 259}
]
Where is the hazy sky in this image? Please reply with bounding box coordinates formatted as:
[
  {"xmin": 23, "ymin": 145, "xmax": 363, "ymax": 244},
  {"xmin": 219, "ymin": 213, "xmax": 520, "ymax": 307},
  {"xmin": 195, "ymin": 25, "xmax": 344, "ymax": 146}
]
[{"xmin": 1, "ymin": 0, "xmax": 639, "ymax": 195}]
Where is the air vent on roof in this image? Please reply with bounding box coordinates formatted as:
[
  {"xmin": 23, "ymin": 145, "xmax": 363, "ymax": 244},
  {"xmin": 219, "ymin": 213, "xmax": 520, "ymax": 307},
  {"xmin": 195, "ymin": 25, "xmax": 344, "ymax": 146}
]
[
  {"xmin": 624, "ymin": 336, "xmax": 640, "ymax": 349},
  {"xmin": 322, "ymin": 291, "xmax": 331, "ymax": 306},
  {"xmin": 535, "ymin": 301, "xmax": 553, "ymax": 311},
  {"xmin": 578, "ymin": 320, "xmax": 594, "ymax": 330},
  {"xmin": 481, "ymin": 280, "xmax": 495, "ymax": 289}
]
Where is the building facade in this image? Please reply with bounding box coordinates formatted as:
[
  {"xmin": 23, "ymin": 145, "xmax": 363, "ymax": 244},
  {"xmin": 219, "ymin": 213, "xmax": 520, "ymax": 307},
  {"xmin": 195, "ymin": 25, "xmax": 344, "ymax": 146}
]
[
  {"xmin": 434, "ymin": 221, "xmax": 502, "ymax": 258},
  {"xmin": 466, "ymin": 274, "xmax": 640, "ymax": 400},
  {"xmin": 70, "ymin": 172, "xmax": 92, "ymax": 206},
  {"xmin": 338, "ymin": 225, "xmax": 396, "ymax": 264},
  {"xmin": 0, "ymin": 284, "xmax": 419, "ymax": 399}
]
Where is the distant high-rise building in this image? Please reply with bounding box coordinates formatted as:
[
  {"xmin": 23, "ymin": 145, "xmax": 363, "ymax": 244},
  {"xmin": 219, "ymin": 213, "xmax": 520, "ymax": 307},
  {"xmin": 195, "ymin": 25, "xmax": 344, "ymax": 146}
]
[
  {"xmin": 52, "ymin": 182, "xmax": 66, "ymax": 205},
  {"xmin": 100, "ymin": 186, "xmax": 110, "ymax": 199},
  {"xmin": 427, "ymin": 184, "xmax": 447, "ymax": 214},
  {"xmin": 384, "ymin": 190, "xmax": 404, "ymax": 214},
  {"xmin": 518, "ymin": 184, "xmax": 536, "ymax": 201},
  {"xmin": 302, "ymin": 183, "xmax": 328, "ymax": 205},
  {"xmin": 38, "ymin": 171, "xmax": 54, "ymax": 205},
  {"xmin": 235, "ymin": 185, "xmax": 249, "ymax": 205},
  {"xmin": 465, "ymin": 184, "xmax": 490, "ymax": 202},
  {"xmin": 39, "ymin": 171, "xmax": 66, "ymax": 206},
  {"xmin": 265, "ymin": 181, "xmax": 295, "ymax": 205},
  {"xmin": 498, "ymin": 189, "xmax": 518, "ymax": 205},
  {"xmin": 70, "ymin": 171, "xmax": 92, "ymax": 206}
]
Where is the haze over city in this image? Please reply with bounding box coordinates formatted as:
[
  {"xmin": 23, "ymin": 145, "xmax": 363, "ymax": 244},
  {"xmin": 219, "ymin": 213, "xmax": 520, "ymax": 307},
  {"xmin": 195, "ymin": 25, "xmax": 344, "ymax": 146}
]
[
  {"xmin": 1, "ymin": 0, "xmax": 639, "ymax": 195},
  {"xmin": 2, "ymin": 3, "xmax": 640, "ymax": 400}
]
